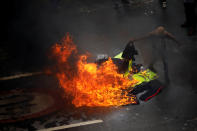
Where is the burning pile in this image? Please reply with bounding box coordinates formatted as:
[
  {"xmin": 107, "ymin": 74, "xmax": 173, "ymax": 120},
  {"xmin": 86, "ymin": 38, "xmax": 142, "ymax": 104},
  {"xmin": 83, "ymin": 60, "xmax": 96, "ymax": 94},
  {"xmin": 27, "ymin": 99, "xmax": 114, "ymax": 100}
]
[{"xmin": 51, "ymin": 34, "xmax": 139, "ymax": 107}]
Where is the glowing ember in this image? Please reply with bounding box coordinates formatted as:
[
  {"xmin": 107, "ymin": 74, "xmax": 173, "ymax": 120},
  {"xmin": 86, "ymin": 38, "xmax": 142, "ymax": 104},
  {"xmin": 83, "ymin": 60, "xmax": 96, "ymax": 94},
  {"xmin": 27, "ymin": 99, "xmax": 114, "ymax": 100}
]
[{"xmin": 51, "ymin": 33, "xmax": 139, "ymax": 107}]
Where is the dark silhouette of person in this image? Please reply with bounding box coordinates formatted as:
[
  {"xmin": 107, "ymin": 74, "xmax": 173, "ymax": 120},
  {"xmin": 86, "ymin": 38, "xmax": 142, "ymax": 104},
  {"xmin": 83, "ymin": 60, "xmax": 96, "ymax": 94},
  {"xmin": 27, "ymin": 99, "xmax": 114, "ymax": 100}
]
[{"xmin": 181, "ymin": 0, "xmax": 196, "ymax": 36}]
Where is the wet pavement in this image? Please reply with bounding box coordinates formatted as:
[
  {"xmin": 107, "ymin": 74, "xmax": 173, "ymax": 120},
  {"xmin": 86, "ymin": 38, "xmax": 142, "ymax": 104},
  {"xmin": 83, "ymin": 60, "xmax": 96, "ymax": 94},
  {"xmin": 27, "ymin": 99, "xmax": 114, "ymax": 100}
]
[{"xmin": 1, "ymin": 0, "xmax": 197, "ymax": 130}]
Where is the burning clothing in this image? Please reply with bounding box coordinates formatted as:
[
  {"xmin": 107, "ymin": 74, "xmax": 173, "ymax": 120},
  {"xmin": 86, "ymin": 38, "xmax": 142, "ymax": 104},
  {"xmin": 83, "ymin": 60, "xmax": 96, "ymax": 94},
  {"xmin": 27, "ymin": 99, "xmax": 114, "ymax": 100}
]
[
  {"xmin": 52, "ymin": 34, "xmax": 163, "ymax": 107},
  {"xmin": 112, "ymin": 42, "xmax": 162, "ymax": 102},
  {"xmin": 113, "ymin": 39, "xmax": 165, "ymax": 102},
  {"xmin": 96, "ymin": 57, "xmax": 161, "ymax": 102}
]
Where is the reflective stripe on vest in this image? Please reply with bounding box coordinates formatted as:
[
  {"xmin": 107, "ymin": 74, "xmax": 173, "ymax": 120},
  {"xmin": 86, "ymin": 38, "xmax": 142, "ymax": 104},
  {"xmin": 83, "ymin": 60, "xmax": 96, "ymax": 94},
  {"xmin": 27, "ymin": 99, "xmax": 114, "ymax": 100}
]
[{"xmin": 132, "ymin": 69, "xmax": 158, "ymax": 86}]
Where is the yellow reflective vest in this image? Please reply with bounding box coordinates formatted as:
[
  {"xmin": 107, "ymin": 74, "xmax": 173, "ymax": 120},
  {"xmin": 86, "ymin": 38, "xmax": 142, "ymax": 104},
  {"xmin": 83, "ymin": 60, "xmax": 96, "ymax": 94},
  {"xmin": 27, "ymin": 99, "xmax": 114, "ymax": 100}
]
[{"xmin": 113, "ymin": 52, "xmax": 158, "ymax": 85}]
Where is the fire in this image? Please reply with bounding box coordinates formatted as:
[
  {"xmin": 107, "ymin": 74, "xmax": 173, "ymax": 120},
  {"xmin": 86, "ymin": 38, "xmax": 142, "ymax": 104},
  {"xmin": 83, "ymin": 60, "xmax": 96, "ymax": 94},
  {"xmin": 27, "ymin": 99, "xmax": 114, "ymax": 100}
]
[{"xmin": 51, "ymin": 33, "xmax": 138, "ymax": 107}]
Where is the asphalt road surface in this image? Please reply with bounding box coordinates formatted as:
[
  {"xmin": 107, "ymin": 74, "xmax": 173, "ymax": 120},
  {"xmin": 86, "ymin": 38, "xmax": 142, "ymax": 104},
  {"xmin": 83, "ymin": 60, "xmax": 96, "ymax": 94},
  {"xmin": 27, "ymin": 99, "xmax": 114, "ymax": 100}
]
[{"xmin": 1, "ymin": 0, "xmax": 197, "ymax": 130}]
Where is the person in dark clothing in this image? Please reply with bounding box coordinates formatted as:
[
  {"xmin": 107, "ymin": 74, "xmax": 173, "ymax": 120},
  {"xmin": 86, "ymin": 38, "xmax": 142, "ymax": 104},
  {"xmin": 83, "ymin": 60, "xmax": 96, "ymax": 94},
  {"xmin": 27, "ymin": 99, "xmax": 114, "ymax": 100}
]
[{"xmin": 181, "ymin": 0, "xmax": 196, "ymax": 36}]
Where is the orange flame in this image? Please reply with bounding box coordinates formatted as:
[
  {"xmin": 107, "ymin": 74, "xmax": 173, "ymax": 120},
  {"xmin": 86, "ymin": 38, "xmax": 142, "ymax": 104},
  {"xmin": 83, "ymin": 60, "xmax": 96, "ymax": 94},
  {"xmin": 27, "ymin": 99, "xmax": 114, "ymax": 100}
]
[{"xmin": 51, "ymin": 33, "xmax": 138, "ymax": 107}]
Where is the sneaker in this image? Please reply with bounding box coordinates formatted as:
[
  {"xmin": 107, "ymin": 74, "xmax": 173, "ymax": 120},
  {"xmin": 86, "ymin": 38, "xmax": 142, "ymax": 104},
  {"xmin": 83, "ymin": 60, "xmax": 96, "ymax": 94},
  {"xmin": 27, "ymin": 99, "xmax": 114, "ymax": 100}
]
[{"xmin": 162, "ymin": 2, "xmax": 167, "ymax": 8}]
